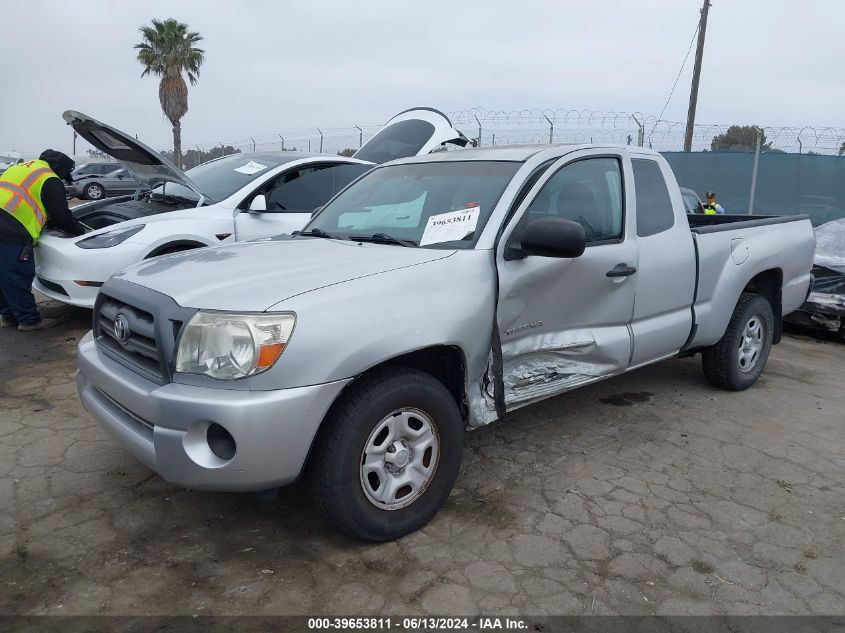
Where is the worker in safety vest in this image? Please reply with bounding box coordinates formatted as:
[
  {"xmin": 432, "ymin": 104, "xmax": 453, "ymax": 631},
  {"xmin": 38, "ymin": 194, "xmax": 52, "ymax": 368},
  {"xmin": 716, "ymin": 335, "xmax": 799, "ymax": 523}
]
[
  {"xmin": 0, "ymin": 150, "xmax": 87, "ymax": 330},
  {"xmin": 702, "ymin": 191, "xmax": 725, "ymax": 215}
]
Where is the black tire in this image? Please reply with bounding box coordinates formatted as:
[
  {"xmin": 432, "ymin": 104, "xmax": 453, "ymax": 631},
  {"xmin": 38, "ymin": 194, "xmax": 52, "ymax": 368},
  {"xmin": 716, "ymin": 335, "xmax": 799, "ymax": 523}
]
[
  {"xmin": 308, "ymin": 366, "xmax": 464, "ymax": 542},
  {"xmin": 702, "ymin": 292, "xmax": 774, "ymax": 391},
  {"xmin": 84, "ymin": 183, "xmax": 105, "ymax": 201}
]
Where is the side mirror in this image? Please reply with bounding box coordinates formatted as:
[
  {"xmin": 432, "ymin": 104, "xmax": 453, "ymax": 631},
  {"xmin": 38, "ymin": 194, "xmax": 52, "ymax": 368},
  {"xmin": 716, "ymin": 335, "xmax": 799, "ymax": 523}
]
[
  {"xmin": 508, "ymin": 217, "xmax": 586, "ymax": 260},
  {"xmin": 249, "ymin": 194, "xmax": 267, "ymax": 212}
]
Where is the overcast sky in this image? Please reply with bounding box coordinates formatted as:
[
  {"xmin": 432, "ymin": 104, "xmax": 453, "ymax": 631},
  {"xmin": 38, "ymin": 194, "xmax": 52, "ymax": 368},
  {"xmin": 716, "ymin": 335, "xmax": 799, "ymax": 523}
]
[{"xmin": 2, "ymin": 0, "xmax": 843, "ymax": 155}]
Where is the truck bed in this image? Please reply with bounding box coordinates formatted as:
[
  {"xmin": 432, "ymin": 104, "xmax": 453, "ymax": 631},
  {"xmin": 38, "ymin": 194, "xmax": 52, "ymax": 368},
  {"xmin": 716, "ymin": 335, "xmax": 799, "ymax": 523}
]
[
  {"xmin": 685, "ymin": 213, "xmax": 815, "ymax": 350},
  {"xmin": 687, "ymin": 213, "xmax": 811, "ymax": 232}
]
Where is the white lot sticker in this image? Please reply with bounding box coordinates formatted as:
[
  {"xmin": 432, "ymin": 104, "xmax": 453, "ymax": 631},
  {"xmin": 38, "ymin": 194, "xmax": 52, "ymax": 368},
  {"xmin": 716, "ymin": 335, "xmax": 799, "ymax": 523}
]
[
  {"xmin": 419, "ymin": 207, "xmax": 481, "ymax": 246},
  {"xmin": 234, "ymin": 160, "xmax": 269, "ymax": 175}
]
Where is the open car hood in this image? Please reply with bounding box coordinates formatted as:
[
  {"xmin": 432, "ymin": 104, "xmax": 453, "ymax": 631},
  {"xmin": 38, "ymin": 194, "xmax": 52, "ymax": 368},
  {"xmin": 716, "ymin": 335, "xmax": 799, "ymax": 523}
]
[
  {"xmin": 62, "ymin": 110, "xmax": 211, "ymax": 202},
  {"xmin": 352, "ymin": 107, "xmax": 469, "ymax": 164}
]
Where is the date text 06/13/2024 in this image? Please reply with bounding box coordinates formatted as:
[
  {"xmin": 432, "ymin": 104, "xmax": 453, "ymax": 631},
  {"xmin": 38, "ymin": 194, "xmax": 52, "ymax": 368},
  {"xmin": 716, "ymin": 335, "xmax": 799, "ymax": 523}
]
[{"xmin": 307, "ymin": 617, "xmax": 529, "ymax": 630}]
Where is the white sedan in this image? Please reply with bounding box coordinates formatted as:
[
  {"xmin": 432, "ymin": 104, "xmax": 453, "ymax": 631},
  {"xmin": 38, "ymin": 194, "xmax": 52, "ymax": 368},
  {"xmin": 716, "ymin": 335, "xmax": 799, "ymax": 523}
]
[{"xmin": 35, "ymin": 108, "xmax": 468, "ymax": 308}]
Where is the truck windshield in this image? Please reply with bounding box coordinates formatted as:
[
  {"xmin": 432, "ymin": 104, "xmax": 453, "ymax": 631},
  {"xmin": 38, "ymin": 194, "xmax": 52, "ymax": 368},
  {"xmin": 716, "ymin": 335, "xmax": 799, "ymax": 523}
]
[{"xmin": 305, "ymin": 161, "xmax": 521, "ymax": 249}]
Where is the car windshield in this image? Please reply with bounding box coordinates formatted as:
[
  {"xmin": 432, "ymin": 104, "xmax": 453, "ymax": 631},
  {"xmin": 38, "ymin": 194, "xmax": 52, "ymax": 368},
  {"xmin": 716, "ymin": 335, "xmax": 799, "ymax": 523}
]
[
  {"xmin": 305, "ymin": 161, "xmax": 521, "ymax": 249},
  {"xmin": 151, "ymin": 154, "xmax": 298, "ymax": 203}
]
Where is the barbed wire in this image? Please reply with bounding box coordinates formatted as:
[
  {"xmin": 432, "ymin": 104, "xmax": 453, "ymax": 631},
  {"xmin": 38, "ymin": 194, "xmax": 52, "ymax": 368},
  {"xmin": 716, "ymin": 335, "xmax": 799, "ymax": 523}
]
[{"xmin": 164, "ymin": 108, "xmax": 845, "ymax": 160}]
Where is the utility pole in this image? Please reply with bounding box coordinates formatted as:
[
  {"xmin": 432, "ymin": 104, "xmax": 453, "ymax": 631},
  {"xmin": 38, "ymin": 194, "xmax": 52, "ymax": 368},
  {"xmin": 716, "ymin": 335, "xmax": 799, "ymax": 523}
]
[{"xmin": 683, "ymin": 0, "xmax": 711, "ymax": 152}]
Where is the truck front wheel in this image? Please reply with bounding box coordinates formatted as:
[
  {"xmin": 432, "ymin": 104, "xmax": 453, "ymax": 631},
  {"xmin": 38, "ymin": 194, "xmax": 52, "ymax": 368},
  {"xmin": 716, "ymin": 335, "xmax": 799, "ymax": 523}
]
[
  {"xmin": 308, "ymin": 366, "xmax": 464, "ymax": 542},
  {"xmin": 702, "ymin": 292, "xmax": 774, "ymax": 391}
]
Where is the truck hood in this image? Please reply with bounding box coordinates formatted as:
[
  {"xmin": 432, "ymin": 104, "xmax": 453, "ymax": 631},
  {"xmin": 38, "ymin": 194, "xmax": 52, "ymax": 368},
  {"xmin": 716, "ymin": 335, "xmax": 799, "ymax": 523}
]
[
  {"xmin": 63, "ymin": 110, "xmax": 211, "ymax": 201},
  {"xmin": 112, "ymin": 237, "xmax": 455, "ymax": 311}
]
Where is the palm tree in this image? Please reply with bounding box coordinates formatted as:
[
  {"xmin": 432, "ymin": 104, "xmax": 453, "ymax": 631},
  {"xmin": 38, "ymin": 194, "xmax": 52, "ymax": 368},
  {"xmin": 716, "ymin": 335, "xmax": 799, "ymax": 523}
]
[{"xmin": 135, "ymin": 18, "xmax": 204, "ymax": 168}]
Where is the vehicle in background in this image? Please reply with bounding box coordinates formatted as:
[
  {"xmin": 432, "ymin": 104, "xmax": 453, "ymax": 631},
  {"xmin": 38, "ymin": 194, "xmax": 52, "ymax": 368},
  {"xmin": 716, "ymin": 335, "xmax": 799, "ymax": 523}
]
[
  {"xmin": 73, "ymin": 162, "xmax": 123, "ymax": 177},
  {"xmin": 66, "ymin": 164, "xmax": 141, "ymax": 200},
  {"xmin": 76, "ymin": 144, "xmax": 815, "ymax": 541},
  {"xmin": 0, "ymin": 152, "xmax": 23, "ymax": 174},
  {"xmin": 785, "ymin": 218, "xmax": 845, "ymax": 336},
  {"xmin": 34, "ymin": 108, "xmax": 468, "ymax": 308},
  {"xmin": 680, "ymin": 187, "xmax": 705, "ymax": 214}
]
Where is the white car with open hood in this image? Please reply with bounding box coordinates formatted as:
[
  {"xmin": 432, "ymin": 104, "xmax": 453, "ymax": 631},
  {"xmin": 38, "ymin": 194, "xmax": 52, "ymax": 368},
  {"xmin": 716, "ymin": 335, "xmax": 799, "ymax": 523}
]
[{"xmin": 34, "ymin": 108, "xmax": 468, "ymax": 308}]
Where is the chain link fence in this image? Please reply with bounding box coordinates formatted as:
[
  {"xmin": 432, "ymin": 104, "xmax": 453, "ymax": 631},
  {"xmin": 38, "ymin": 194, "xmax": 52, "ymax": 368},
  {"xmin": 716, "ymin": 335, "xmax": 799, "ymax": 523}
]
[
  {"xmin": 446, "ymin": 108, "xmax": 845, "ymax": 155},
  {"xmin": 185, "ymin": 108, "xmax": 845, "ymax": 160}
]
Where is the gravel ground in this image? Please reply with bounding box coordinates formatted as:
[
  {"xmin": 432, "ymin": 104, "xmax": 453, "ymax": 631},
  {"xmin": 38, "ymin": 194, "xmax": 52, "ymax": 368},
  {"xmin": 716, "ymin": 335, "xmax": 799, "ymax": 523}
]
[{"xmin": 1, "ymin": 299, "xmax": 843, "ymax": 616}]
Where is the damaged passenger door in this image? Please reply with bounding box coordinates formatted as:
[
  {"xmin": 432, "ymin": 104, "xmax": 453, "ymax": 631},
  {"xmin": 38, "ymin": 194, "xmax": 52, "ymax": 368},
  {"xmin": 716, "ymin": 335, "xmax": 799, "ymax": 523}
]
[{"xmin": 494, "ymin": 150, "xmax": 638, "ymax": 409}]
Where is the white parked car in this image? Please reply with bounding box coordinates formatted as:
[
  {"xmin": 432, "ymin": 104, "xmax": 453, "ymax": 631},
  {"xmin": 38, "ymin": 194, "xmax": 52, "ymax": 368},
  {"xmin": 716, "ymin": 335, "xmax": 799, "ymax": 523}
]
[
  {"xmin": 34, "ymin": 108, "xmax": 468, "ymax": 308},
  {"xmin": 0, "ymin": 151, "xmax": 23, "ymax": 174}
]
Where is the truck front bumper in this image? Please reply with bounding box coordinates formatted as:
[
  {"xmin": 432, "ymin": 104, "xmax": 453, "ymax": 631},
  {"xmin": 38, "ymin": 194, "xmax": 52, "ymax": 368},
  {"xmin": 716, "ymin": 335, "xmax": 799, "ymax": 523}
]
[{"xmin": 77, "ymin": 331, "xmax": 351, "ymax": 492}]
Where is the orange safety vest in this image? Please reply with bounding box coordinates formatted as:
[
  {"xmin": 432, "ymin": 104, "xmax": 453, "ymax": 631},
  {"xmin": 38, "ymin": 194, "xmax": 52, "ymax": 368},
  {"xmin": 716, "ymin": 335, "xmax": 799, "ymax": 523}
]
[{"xmin": 0, "ymin": 159, "xmax": 58, "ymax": 243}]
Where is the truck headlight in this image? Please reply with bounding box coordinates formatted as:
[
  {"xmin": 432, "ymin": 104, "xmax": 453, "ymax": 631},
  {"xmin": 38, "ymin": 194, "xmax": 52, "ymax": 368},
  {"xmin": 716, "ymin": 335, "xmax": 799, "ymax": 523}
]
[
  {"xmin": 175, "ymin": 312, "xmax": 296, "ymax": 380},
  {"xmin": 76, "ymin": 224, "xmax": 145, "ymax": 249}
]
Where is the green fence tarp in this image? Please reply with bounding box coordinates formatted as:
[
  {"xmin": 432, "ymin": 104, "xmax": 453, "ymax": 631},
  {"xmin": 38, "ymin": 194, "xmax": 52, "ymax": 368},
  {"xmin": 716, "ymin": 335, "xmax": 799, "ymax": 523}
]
[{"xmin": 662, "ymin": 151, "xmax": 845, "ymax": 226}]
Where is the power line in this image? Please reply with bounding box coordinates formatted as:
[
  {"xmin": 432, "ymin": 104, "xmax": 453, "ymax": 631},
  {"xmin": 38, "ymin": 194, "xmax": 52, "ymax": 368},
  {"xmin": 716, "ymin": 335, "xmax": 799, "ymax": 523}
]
[{"xmin": 649, "ymin": 21, "xmax": 700, "ymax": 142}]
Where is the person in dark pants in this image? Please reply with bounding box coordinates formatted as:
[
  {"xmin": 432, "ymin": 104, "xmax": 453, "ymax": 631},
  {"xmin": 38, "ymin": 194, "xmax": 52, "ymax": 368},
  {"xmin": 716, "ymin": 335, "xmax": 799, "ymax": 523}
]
[{"xmin": 0, "ymin": 149, "xmax": 87, "ymax": 330}]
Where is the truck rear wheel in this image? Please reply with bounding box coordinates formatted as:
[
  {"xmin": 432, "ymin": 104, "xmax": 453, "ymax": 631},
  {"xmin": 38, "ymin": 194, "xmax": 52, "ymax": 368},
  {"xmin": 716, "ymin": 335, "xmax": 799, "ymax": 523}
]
[
  {"xmin": 702, "ymin": 292, "xmax": 774, "ymax": 391},
  {"xmin": 308, "ymin": 366, "xmax": 464, "ymax": 542}
]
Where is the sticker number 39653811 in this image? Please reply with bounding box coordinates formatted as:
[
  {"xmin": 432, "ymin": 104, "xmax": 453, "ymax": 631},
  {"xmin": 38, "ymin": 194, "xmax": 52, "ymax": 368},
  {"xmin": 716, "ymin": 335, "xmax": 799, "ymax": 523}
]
[{"xmin": 419, "ymin": 207, "xmax": 481, "ymax": 246}]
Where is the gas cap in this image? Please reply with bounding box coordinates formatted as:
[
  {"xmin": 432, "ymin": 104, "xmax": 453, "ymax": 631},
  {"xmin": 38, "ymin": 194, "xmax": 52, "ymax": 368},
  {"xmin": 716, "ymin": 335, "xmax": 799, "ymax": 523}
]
[{"xmin": 731, "ymin": 238, "xmax": 750, "ymax": 265}]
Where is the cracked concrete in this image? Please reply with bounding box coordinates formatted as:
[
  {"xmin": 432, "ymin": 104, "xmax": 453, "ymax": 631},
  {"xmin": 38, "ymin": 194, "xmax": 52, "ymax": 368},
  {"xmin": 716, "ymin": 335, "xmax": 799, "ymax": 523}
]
[{"xmin": 1, "ymin": 300, "xmax": 843, "ymax": 616}]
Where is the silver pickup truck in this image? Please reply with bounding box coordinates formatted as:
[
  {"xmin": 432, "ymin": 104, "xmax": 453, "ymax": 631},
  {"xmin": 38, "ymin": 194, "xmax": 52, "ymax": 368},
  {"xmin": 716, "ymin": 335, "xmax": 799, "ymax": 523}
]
[{"xmin": 76, "ymin": 144, "xmax": 815, "ymax": 541}]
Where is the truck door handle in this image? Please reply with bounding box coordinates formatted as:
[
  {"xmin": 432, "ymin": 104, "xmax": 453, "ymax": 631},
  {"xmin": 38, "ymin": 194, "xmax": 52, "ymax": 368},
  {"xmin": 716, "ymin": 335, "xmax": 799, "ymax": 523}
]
[{"xmin": 606, "ymin": 264, "xmax": 637, "ymax": 278}]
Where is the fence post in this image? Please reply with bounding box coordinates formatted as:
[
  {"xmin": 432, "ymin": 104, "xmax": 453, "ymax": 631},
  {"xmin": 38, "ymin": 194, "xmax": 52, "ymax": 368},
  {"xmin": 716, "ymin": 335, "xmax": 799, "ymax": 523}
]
[
  {"xmin": 317, "ymin": 128, "xmax": 323, "ymax": 153},
  {"xmin": 747, "ymin": 127, "xmax": 762, "ymax": 215},
  {"xmin": 354, "ymin": 125, "xmax": 363, "ymax": 148},
  {"xmin": 632, "ymin": 115, "xmax": 644, "ymax": 147},
  {"xmin": 474, "ymin": 114, "xmax": 482, "ymax": 147},
  {"xmin": 544, "ymin": 115, "xmax": 554, "ymax": 144},
  {"xmin": 492, "ymin": 133, "xmax": 496, "ymax": 146}
]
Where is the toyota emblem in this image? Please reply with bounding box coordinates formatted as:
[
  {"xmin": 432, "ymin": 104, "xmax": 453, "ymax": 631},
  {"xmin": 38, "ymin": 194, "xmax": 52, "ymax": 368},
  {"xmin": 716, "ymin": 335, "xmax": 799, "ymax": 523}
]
[{"xmin": 113, "ymin": 314, "xmax": 129, "ymax": 344}]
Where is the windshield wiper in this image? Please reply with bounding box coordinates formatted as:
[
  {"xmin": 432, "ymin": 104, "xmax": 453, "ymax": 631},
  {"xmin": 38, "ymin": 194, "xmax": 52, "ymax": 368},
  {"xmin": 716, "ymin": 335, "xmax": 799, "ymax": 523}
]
[
  {"xmin": 293, "ymin": 228, "xmax": 339, "ymax": 239},
  {"xmin": 350, "ymin": 233, "xmax": 418, "ymax": 247}
]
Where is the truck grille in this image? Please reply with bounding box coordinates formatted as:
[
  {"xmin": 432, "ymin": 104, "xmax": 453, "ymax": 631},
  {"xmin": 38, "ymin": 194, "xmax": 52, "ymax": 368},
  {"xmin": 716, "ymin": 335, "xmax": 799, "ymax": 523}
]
[{"xmin": 96, "ymin": 295, "xmax": 164, "ymax": 382}]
